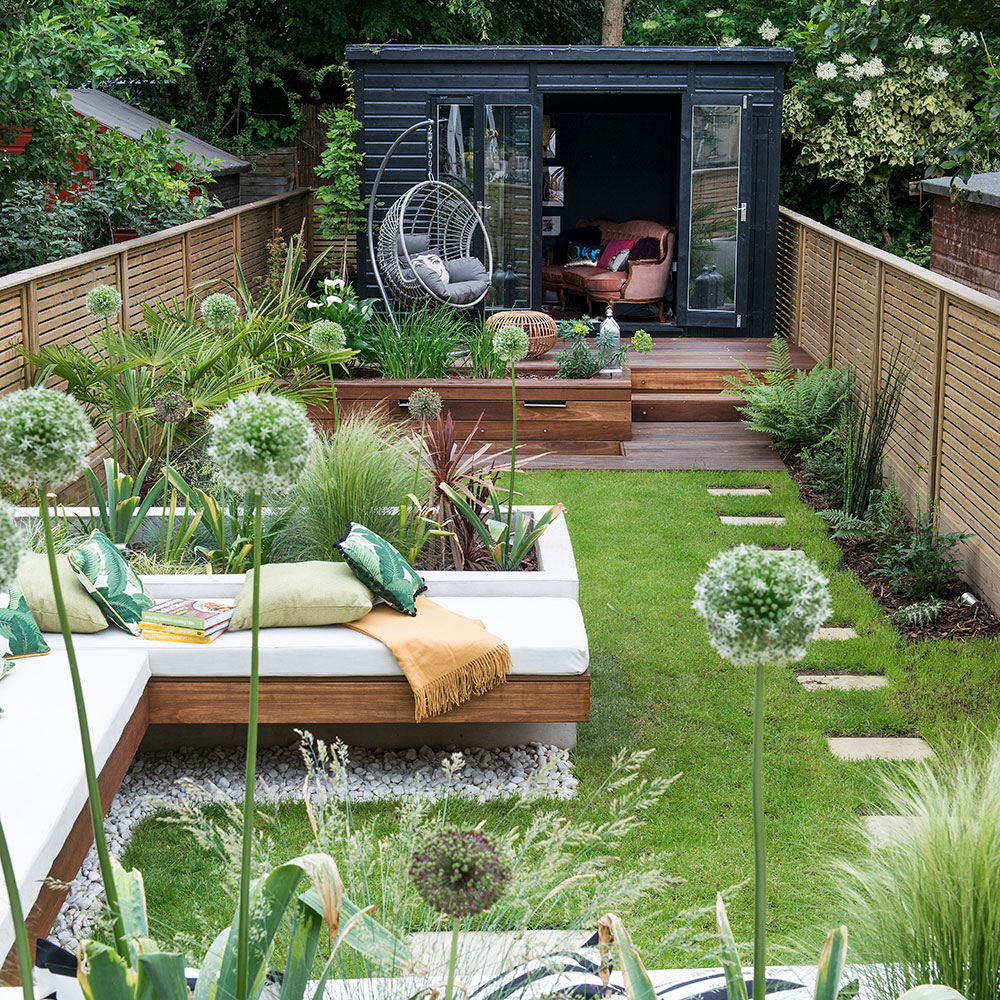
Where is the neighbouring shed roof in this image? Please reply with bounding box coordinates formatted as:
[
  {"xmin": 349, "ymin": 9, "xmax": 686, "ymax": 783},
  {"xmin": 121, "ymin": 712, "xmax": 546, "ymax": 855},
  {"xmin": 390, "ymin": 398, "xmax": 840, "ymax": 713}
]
[
  {"xmin": 919, "ymin": 172, "xmax": 1000, "ymax": 209},
  {"xmin": 62, "ymin": 88, "xmax": 251, "ymax": 177},
  {"xmin": 346, "ymin": 43, "xmax": 794, "ymax": 64}
]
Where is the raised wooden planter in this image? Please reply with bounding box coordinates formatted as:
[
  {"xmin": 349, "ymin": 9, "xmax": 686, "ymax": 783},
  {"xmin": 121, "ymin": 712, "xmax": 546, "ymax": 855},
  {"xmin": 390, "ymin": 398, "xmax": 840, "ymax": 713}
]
[{"xmin": 308, "ymin": 373, "xmax": 633, "ymax": 450}]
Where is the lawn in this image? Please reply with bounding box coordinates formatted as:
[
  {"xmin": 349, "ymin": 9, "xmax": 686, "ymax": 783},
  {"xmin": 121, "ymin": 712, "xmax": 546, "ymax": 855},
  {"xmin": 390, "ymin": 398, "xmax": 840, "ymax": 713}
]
[{"xmin": 123, "ymin": 467, "xmax": 1000, "ymax": 967}]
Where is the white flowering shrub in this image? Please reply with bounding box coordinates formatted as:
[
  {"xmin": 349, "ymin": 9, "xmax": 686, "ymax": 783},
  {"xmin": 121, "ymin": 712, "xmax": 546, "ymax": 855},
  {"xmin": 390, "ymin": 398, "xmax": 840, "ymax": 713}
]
[
  {"xmin": 632, "ymin": 0, "xmax": 997, "ymax": 248},
  {"xmin": 0, "ymin": 388, "xmax": 96, "ymax": 488},
  {"xmin": 692, "ymin": 544, "xmax": 831, "ymax": 667},
  {"xmin": 208, "ymin": 392, "xmax": 316, "ymax": 494}
]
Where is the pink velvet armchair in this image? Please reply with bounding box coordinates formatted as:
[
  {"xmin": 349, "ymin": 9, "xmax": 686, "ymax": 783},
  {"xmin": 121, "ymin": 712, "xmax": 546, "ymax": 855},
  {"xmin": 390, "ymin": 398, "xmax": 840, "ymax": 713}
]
[{"xmin": 542, "ymin": 218, "xmax": 676, "ymax": 321}]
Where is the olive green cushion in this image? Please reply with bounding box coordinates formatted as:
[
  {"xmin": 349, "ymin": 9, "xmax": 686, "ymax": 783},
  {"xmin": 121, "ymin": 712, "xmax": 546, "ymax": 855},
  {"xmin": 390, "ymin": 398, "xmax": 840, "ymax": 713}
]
[
  {"xmin": 230, "ymin": 561, "xmax": 374, "ymax": 630},
  {"xmin": 0, "ymin": 581, "xmax": 50, "ymax": 659},
  {"xmin": 334, "ymin": 523, "xmax": 426, "ymax": 616},
  {"xmin": 67, "ymin": 530, "xmax": 154, "ymax": 635},
  {"xmin": 18, "ymin": 552, "xmax": 109, "ymax": 634}
]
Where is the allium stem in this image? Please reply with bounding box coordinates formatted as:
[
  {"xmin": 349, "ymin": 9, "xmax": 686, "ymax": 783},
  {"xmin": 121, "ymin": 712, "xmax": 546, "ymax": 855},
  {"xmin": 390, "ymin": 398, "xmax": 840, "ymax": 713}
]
[
  {"xmin": 752, "ymin": 659, "xmax": 767, "ymax": 1000},
  {"xmin": 506, "ymin": 363, "xmax": 517, "ymax": 565},
  {"xmin": 444, "ymin": 917, "xmax": 461, "ymax": 1000},
  {"xmin": 236, "ymin": 490, "xmax": 264, "ymax": 1000},
  {"xmin": 0, "ymin": 814, "xmax": 35, "ymax": 998},
  {"xmin": 413, "ymin": 420, "xmax": 426, "ymax": 498},
  {"xmin": 329, "ymin": 363, "xmax": 339, "ymax": 433},
  {"xmin": 40, "ymin": 489, "xmax": 128, "ymax": 963}
]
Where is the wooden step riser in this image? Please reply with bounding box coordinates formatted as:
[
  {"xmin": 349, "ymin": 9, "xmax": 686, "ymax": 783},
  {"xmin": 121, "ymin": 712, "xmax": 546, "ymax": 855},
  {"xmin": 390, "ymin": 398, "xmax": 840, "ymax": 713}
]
[
  {"xmin": 632, "ymin": 397, "xmax": 743, "ymax": 422},
  {"xmin": 631, "ymin": 370, "xmax": 753, "ymax": 392}
]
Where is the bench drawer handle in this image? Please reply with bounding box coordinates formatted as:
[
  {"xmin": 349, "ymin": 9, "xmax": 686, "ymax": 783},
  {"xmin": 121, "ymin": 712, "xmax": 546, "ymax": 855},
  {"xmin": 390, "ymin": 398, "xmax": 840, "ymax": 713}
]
[{"xmin": 523, "ymin": 401, "xmax": 567, "ymax": 408}]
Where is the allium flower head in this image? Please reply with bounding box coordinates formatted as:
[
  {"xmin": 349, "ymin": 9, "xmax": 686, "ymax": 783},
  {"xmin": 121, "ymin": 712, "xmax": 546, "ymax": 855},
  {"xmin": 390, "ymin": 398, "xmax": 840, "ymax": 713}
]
[
  {"xmin": 407, "ymin": 387, "xmax": 443, "ymax": 422},
  {"xmin": 86, "ymin": 285, "xmax": 122, "ymax": 320},
  {"xmin": 492, "ymin": 325, "xmax": 530, "ymax": 364},
  {"xmin": 153, "ymin": 392, "xmax": 189, "ymax": 425},
  {"xmin": 0, "ymin": 388, "xmax": 96, "ymax": 488},
  {"xmin": 208, "ymin": 392, "xmax": 315, "ymax": 494},
  {"xmin": 201, "ymin": 292, "xmax": 240, "ymax": 331},
  {"xmin": 631, "ymin": 329, "xmax": 654, "ymax": 353},
  {"xmin": 0, "ymin": 501, "xmax": 25, "ymax": 593},
  {"xmin": 692, "ymin": 544, "xmax": 831, "ymax": 667},
  {"xmin": 310, "ymin": 320, "xmax": 347, "ymax": 355},
  {"xmin": 816, "ymin": 62, "xmax": 838, "ymax": 80},
  {"xmin": 409, "ymin": 828, "xmax": 510, "ymax": 917}
]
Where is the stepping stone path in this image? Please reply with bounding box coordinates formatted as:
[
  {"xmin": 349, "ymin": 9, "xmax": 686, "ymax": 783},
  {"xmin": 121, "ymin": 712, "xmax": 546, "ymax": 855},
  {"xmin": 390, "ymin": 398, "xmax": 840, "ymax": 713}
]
[
  {"xmin": 827, "ymin": 736, "xmax": 935, "ymax": 761},
  {"xmin": 815, "ymin": 626, "xmax": 858, "ymax": 640},
  {"xmin": 797, "ymin": 674, "xmax": 888, "ymax": 691},
  {"xmin": 718, "ymin": 515, "xmax": 786, "ymax": 526},
  {"xmin": 864, "ymin": 814, "xmax": 916, "ymax": 847},
  {"xmin": 707, "ymin": 487, "xmax": 772, "ymax": 496}
]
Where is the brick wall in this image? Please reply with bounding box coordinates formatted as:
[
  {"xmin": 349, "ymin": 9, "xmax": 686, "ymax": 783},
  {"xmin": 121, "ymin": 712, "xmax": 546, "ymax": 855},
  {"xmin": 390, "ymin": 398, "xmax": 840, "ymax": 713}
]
[{"xmin": 929, "ymin": 196, "xmax": 1000, "ymax": 298}]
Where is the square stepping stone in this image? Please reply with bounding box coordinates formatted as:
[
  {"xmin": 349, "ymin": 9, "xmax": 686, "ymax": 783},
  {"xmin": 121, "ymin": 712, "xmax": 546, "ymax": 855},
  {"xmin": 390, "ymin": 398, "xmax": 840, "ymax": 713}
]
[
  {"xmin": 864, "ymin": 815, "xmax": 917, "ymax": 847},
  {"xmin": 718, "ymin": 515, "xmax": 786, "ymax": 526},
  {"xmin": 764, "ymin": 546, "xmax": 805, "ymax": 554},
  {"xmin": 815, "ymin": 626, "xmax": 858, "ymax": 640},
  {"xmin": 828, "ymin": 737, "xmax": 935, "ymax": 761},
  {"xmin": 707, "ymin": 487, "xmax": 772, "ymax": 496},
  {"xmin": 797, "ymin": 673, "xmax": 888, "ymax": 691}
]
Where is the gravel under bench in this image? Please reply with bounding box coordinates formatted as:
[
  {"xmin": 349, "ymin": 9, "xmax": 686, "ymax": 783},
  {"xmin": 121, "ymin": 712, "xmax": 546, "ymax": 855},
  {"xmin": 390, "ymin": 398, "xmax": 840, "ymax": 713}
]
[{"xmin": 51, "ymin": 740, "xmax": 577, "ymax": 951}]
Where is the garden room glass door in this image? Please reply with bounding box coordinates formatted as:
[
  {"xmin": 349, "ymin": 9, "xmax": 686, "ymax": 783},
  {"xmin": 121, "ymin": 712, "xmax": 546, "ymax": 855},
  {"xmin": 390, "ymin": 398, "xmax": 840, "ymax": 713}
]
[
  {"xmin": 684, "ymin": 99, "xmax": 751, "ymax": 329},
  {"xmin": 435, "ymin": 96, "xmax": 537, "ymax": 311}
]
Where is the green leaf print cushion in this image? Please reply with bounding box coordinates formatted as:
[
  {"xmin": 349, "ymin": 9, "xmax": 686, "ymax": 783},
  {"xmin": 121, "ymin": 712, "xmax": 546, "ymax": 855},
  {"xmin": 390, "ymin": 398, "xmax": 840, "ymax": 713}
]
[
  {"xmin": 334, "ymin": 523, "xmax": 426, "ymax": 616},
  {"xmin": 0, "ymin": 581, "xmax": 50, "ymax": 660},
  {"xmin": 67, "ymin": 530, "xmax": 154, "ymax": 635}
]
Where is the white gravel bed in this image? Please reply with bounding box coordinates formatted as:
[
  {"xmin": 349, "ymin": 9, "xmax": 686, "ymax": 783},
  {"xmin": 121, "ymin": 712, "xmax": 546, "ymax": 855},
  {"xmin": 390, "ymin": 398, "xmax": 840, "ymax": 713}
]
[{"xmin": 50, "ymin": 741, "xmax": 577, "ymax": 951}]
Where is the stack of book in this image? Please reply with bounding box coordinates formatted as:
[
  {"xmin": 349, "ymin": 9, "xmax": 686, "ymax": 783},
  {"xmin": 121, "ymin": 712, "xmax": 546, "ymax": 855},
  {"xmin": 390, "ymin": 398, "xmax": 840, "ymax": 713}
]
[{"xmin": 140, "ymin": 598, "xmax": 236, "ymax": 644}]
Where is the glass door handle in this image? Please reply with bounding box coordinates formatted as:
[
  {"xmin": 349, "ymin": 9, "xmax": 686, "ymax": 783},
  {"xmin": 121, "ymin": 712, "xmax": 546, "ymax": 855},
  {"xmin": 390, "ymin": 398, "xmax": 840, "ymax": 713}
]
[
  {"xmin": 731, "ymin": 203, "xmax": 747, "ymax": 222},
  {"xmin": 477, "ymin": 201, "xmax": 492, "ymax": 219}
]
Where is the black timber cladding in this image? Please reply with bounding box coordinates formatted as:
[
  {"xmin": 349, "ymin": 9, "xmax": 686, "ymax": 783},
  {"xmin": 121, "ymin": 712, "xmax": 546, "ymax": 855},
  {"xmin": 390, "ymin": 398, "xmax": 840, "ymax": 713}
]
[{"xmin": 349, "ymin": 45, "xmax": 792, "ymax": 337}]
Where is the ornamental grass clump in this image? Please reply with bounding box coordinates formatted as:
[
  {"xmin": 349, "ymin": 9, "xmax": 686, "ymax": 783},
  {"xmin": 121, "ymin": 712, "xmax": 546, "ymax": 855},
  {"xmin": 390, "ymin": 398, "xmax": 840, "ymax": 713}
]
[
  {"xmin": 0, "ymin": 388, "xmax": 131, "ymax": 975},
  {"xmin": 693, "ymin": 544, "xmax": 830, "ymax": 1000},
  {"xmin": 208, "ymin": 391, "xmax": 315, "ymax": 1000}
]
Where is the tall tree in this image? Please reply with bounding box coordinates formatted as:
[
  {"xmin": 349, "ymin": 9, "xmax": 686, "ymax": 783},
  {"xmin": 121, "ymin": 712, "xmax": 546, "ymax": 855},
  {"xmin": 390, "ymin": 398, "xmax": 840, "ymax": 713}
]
[{"xmin": 601, "ymin": 0, "xmax": 629, "ymax": 45}]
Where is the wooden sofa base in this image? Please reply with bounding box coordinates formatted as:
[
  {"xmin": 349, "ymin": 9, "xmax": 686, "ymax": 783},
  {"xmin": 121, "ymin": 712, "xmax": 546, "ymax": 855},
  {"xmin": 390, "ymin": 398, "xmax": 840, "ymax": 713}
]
[
  {"xmin": 2, "ymin": 692, "xmax": 150, "ymax": 984},
  {"xmin": 2, "ymin": 673, "xmax": 589, "ymax": 979},
  {"xmin": 148, "ymin": 674, "xmax": 591, "ymax": 725}
]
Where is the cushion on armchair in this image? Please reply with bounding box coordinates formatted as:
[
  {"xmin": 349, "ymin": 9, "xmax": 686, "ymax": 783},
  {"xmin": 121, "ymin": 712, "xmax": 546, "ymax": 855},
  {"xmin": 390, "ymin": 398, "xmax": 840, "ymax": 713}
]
[
  {"xmin": 597, "ymin": 239, "xmax": 635, "ymax": 270},
  {"xmin": 629, "ymin": 236, "xmax": 662, "ymax": 262},
  {"xmin": 552, "ymin": 226, "xmax": 601, "ymax": 266}
]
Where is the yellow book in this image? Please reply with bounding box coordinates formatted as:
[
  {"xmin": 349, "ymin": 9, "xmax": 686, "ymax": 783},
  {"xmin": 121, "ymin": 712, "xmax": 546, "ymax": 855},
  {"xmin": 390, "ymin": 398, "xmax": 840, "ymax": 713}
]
[
  {"xmin": 139, "ymin": 621, "xmax": 208, "ymax": 638},
  {"xmin": 141, "ymin": 626, "xmax": 227, "ymax": 644}
]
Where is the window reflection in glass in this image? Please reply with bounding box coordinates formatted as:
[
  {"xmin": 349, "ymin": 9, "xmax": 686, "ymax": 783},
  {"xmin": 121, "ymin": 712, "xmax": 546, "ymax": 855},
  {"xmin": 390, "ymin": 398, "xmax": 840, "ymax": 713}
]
[{"xmin": 689, "ymin": 105, "xmax": 741, "ymax": 311}]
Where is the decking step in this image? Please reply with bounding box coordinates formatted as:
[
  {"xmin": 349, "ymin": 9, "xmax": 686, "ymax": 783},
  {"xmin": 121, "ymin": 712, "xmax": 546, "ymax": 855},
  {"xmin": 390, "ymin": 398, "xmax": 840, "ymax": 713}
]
[{"xmin": 632, "ymin": 392, "xmax": 744, "ymax": 422}]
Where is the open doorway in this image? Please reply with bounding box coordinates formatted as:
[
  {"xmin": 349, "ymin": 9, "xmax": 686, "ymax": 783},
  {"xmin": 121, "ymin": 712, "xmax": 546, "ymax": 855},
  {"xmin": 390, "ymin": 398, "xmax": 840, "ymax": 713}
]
[{"xmin": 539, "ymin": 92, "xmax": 681, "ymax": 331}]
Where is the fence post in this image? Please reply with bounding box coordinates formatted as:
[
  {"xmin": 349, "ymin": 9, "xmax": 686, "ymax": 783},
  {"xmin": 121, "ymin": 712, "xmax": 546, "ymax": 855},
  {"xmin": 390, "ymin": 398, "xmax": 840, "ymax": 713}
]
[
  {"xmin": 118, "ymin": 249, "xmax": 131, "ymax": 331},
  {"xmin": 305, "ymin": 191, "xmax": 315, "ymax": 265},
  {"xmin": 794, "ymin": 223, "xmax": 806, "ymax": 347},
  {"xmin": 827, "ymin": 242, "xmax": 839, "ymax": 364},
  {"xmin": 182, "ymin": 232, "xmax": 192, "ymax": 296},
  {"xmin": 233, "ymin": 216, "xmax": 241, "ymax": 272},
  {"xmin": 870, "ymin": 257, "xmax": 885, "ymax": 402},
  {"xmin": 928, "ymin": 289, "xmax": 948, "ymax": 507}
]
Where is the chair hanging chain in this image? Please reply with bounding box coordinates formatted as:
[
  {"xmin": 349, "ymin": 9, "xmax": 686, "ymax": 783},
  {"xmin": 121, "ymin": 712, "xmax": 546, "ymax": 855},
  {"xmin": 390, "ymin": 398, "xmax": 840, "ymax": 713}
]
[{"xmin": 426, "ymin": 122, "xmax": 435, "ymax": 181}]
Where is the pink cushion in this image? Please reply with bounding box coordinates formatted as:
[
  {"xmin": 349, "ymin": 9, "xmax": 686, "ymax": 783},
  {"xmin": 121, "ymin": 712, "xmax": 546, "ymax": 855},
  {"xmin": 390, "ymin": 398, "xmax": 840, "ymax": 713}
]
[{"xmin": 597, "ymin": 239, "xmax": 635, "ymax": 271}]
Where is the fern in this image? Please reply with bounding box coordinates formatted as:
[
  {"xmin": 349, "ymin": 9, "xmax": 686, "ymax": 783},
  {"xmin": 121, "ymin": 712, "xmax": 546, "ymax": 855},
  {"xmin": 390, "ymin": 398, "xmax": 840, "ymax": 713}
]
[
  {"xmin": 891, "ymin": 598, "xmax": 943, "ymax": 627},
  {"xmin": 721, "ymin": 337, "xmax": 852, "ymax": 458},
  {"xmin": 821, "ymin": 481, "xmax": 908, "ymax": 543}
]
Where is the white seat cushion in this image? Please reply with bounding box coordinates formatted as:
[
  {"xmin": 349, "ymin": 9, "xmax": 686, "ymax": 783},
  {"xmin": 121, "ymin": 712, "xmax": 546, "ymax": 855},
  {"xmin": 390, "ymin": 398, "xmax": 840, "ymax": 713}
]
[
  {"xmin": 47, "ymin": 597, "xmax": 589, "ymax": 678},
  {"xmin": 0, "ymin": 651, "xmax": 150, "ymax": 960}
]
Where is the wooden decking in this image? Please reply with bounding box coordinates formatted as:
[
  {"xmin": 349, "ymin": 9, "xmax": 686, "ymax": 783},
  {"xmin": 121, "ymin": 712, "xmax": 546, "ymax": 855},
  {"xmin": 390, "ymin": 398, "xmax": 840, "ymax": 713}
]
[{"xmin": 526, "ymin": 337, "xmax": 812, "ymax": 471}]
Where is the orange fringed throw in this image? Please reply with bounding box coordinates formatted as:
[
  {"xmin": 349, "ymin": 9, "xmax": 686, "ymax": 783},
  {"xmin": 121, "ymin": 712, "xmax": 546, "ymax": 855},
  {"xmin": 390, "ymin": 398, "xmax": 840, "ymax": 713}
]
[{"xmin": 344, "ymin": 596, "xmax": 511, "ymax": 721}]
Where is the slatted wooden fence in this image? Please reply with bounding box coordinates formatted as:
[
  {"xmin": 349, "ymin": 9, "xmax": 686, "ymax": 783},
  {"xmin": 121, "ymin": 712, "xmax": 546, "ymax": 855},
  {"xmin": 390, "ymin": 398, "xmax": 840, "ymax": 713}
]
[
  {"xmin": 777, "ymin": 204, "xmax": 1000, "ymax": 610},
  {"xmin": 0, "ymin": 190, "xmax": 313, "ymax": 394}
]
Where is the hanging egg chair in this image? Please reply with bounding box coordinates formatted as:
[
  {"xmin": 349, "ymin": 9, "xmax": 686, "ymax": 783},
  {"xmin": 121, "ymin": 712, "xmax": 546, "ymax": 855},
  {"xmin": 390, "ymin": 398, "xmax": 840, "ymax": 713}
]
[{"xmin": 368, "ymin": 120, "xmax": 494, "ymax": 330}]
